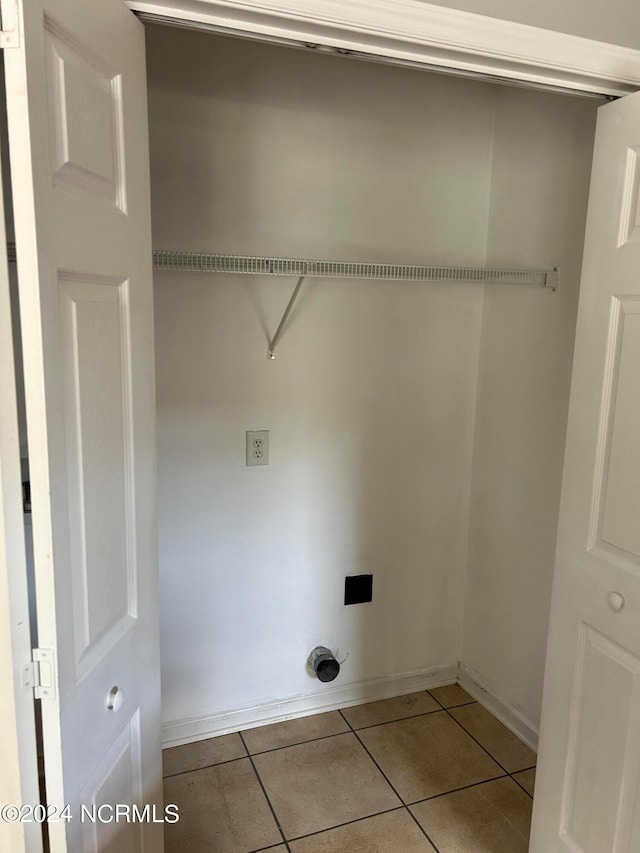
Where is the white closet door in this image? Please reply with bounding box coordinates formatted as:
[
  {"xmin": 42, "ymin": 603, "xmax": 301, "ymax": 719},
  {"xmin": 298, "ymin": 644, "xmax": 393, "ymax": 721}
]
[
  {"xmin": 531, "ymin": 90, "xmax": 640, "ymax": 851},
  {"xmin": 2, "ymin": 1, "xmax": 162, "ymax": 851}
]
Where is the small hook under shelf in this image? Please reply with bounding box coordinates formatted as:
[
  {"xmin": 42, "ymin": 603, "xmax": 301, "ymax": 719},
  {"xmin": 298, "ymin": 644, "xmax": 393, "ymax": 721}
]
[{"xmin": 267, "ymin": 274, "xmax": 306, "ymax": 359}]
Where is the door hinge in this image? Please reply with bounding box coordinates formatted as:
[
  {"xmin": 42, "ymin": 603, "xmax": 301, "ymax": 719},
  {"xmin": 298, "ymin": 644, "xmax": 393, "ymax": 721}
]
[
  {"xmin": 0, "ymin": 0, "xmax": 20, "ymax": 49},
  {"xmin": 21, "ymin": 648, "xmax": 57, "ymax": 700}
]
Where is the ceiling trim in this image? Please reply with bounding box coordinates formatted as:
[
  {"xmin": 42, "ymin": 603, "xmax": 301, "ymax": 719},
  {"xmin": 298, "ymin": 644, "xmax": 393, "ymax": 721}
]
[{"xmin": 127, "ymin": 0, "xmax": 640, "ymax": 97}]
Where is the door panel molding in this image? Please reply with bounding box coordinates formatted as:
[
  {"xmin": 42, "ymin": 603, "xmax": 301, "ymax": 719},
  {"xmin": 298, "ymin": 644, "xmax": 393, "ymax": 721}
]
[
  {"xmin": 560, "ymin": 623, "xmax": 640, "ymax": 852},
  {"xmin": 618, "ymin": 147, "xmax": 640, "ymax": 246},
  {"xmin": 57, "ymin": 273, "xmax": 139, "ymax": 679},
  {"xmin": 44, "ymin": 15, "xmax": 127, "ymax": 210},
  {"xmin": 588, "ymin": 296, "xmax": 640, "ymax": 571}
]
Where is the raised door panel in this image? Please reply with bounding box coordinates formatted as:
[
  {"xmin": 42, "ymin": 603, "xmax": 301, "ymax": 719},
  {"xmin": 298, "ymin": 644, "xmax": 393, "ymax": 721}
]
[
  {"xmin": 58, "ymin": 274, "xmax": 137, "ymax": 679},
  {"xmin": 80, "ymin": 712, "xmax": 143, "ymax": 853},
  {"xmin": 597, "ymin": 299, "xmax": 640, "ymax": 561},
  {"xmin": 618, "ymin": 147, "xmax": 640, "ymax": 247},
  {"xmin": 560, "ymin": 625, "xmax": 640, "ymax": 852},
  {"xmin": 44, "ymin": 18, "xmax": 126, "ymax": 209}
]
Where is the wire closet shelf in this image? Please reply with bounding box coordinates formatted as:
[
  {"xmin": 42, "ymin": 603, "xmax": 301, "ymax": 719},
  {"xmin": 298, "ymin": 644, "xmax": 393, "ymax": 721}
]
[
  {"xmin": 153, "ymin": 250, "xmax": 558, "ymax": 358},
  {"xmin": 5, "ymin": 243, "xmax": 558, "ymax": 358},
  {"xmin": 152, "ymin": 250, "xmax": 557, "ymax": 288}
]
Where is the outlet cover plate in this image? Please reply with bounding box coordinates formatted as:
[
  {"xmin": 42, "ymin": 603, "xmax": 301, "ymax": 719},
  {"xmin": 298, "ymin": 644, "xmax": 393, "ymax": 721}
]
[{"xmin": 246, "ymin": 430, "xmax": 269, "ymax": 466}]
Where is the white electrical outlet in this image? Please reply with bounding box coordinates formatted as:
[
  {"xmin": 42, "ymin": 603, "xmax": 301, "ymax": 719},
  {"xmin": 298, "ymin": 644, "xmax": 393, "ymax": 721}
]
[{"xmin": 246, "ymin": 430, "xmax": 269, "ymax": 466}]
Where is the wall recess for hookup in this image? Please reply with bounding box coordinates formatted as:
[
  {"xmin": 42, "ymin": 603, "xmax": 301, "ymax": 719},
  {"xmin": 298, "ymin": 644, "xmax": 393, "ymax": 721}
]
[
  {"xmin": 344, "ymin": 574, "xmax": 373, "ymax": 605},
  {"xmin": 246, "ymin": 430, "xmax": 269, "ymax": 466}
]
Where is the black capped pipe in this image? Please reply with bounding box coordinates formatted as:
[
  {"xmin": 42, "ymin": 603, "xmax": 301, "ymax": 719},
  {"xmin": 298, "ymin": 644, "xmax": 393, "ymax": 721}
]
[{"xmin": 308, "ymin": 646, "xmax": 340, "ymax": 683}]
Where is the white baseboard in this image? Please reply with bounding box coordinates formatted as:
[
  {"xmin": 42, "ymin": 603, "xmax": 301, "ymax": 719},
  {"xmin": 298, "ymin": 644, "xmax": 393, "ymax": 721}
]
[
  {"xmin": 457, "ymin": 662, "xmax": 538, "ymax": 753},
  {"xmin": 162, "ymin": 663, "xmax": 458, "ymax": 748}
]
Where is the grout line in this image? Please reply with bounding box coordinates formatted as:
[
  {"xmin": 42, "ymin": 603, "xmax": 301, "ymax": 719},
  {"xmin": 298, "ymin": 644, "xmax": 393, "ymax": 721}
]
[
  {"xmin": 349, "ymin": 707, "xmax": 446, "ymax": 733},
  {"xmin": 407, "ymin": 772, "xmax": 510, "ymax": 807},
  {"xmin": 509, "ymin": 771, "xmax": 535, "ymax": 800},
  {"xmin": 429, "ymin": 689, "xmax": 538, "ymax": 799},
  {"xmin": 405, "ymin": 806, "xmax": 442, "ymax": 851},
  {"xmin": 163, "ymin": 727, "xmax": 353, "ymax": 779},
  {"xmin": 239, "ymin": 731, "xmax": 292, "ymax": 853},
  {"xmin": 510, "ymin": 778, "xmax": 534, "ymax": 800},
  {"xmin": 428, "ymin": 691, "xmax": 512, "ymax": 777},
  {"xmin": 338, "ymin": 709, "xmax": 442, "ymax": 853},
  {"xmin": 162, "ymin": 753, "xmax": 249, "ymax": 780},
  {"xmin": 337, "ymin": 710, "xmax": 405, "ymax": 802},
  {"xmin": 447, "ymin": 711, "xmax": 537, "ymax": 795},
  {"xmin": 246, "ymin": 727, "xmax": 352, "ymax": 755},
  {"xmin": 425, "ymin": 688, "xmax": 477, "ymax": 710},
  {"xmin": 284, "ymin": 805, "xmax": 407, "ymax": 845}
]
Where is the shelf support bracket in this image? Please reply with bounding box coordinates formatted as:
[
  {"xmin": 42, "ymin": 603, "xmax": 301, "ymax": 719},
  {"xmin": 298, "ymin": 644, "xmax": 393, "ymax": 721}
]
[{"xmin": 268, "ymin": 275, "xmax": 306, "ymax": 359}]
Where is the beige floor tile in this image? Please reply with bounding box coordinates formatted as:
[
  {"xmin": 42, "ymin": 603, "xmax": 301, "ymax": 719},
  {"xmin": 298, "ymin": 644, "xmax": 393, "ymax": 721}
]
[
  {"xmin": 163, "ymin": 757, "xmax": 282, "ymax": 853},
  {"xmin": 358, "ymin": 712, "xmax": 503, "ymax": 803},
  {"xmin": 243, "ymin": 711, "xmax": 350, "ymax": 754},
  {"xmin": 410, "ymin": 777, "xmax": 532, "ymax": 853},
  {"xmin": 428, "ymin": 684, "xmax": 475, "ymax": 709},
  {"xmin": 162, "ymin": 732, "xmax": 246, "ymax": 777},
  {"xmin": 512, "ymin": 767, "xmax": 536, "ymax": 796},
  {"xmin": 449, "ymin": 704, "xmax": 536, "ymax": 772},
  {"xmin": 253, "ymin": 732, "xmax": 401, "ymax": 839},
  {"xmin": 341, "ymin": 692, "xmax": 439, "ymax": 730},
  {"xmin": 289, "ymin": 809, "xmax": 437, "ymax": 852}
]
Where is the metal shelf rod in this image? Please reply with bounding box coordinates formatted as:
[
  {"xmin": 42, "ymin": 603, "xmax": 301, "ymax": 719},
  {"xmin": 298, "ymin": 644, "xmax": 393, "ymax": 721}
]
[{"xmin": 267, "ymin": 275, "xmax": 305, "ymax": 360}]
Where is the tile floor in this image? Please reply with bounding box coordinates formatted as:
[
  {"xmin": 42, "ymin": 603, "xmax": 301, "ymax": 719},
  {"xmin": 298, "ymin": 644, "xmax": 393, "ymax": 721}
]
[{"xmin": 163, "ymin": 684, "xmax": 536, "ymax": 853}]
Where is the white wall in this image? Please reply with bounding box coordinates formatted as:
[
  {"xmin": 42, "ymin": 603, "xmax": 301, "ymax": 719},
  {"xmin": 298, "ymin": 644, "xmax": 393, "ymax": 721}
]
[
  {"xmin": 463, "ymin": 88, "xmax": 598, "ymax": 731},
  {"xmin": 147, "ymin": 26, "xmax": 495, "ymax": 727},
  {"xmin": 423, "ymin": 0, "xmax": 640, "ymax": 50}
]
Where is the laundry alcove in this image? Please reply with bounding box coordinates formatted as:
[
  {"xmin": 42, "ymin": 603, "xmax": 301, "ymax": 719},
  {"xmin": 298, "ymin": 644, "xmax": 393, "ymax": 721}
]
[
  {"xmin": 8, "ymin": 0, "xmax": 640, "ymax": 847},
  {"xmin": 145, "ymin": 22, "xmax": 599, "ymax": 748}
]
